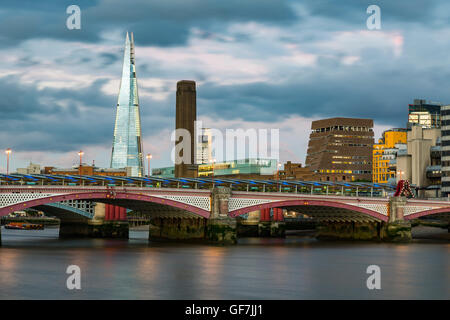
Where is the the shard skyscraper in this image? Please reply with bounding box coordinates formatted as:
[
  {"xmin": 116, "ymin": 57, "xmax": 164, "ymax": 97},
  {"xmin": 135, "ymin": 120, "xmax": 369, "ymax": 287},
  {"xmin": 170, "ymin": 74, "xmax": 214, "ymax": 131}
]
[{"xmin": 110, "ymin": 32, "xmax": 144, "ymax": 177}]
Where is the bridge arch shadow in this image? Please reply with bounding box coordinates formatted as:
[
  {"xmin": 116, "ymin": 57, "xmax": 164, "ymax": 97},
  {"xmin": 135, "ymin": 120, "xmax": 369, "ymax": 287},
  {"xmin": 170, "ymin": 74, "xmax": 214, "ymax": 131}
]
[
  {"xmin": 229, "ymin": 199, "xmax": 388, "ymax": 222},
  {"xmin": 0, "ymin": 191, "xmax": 210, "ymax": 220}
]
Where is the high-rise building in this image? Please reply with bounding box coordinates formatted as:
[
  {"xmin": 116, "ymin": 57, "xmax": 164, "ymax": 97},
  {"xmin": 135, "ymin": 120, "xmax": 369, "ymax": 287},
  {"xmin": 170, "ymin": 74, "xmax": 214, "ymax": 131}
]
[
  {"xmin": 110, "ymin": 32, "xmax": 144, "ymax": 177},
  {"xmin": 407, "ymin": 99, "xmax": 442, "ymax": 129},
  {"xmin": 396, "ymin": 125, "xmax": 441, "ymax": 197},
  {"xmin": 197, "ymin": 128, "xmax": 212, "ymax": 165},
  {"xmin": 175, "ymin": 80, "xmax": 198, "ymax": 178},
  {"xmin": 372, "ymin": 129, "xmax": 407, "ymax": 183},
  {"xmin": 305, "ymin": 117, "xmax": 374, "ymax": 182},
  {"xmin": 440, "ymin": 105, "xmax": 450, "ymax": 196}
]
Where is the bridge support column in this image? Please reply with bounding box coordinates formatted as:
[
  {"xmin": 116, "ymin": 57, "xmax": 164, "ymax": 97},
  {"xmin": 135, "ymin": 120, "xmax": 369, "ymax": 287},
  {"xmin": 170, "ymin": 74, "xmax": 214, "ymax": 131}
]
[
  {"xmin": 59, "ymin": 219, "xmax": 129, "ymax": 239},
  {"xmin": 384, "ymin": 197, "xmax": 412, "ymax": 242},
  {"xmin": 316, "ymin": 221, "xmax": 382, "ymax": 241},
  {"xmin": 258, "ymin": 221, "xmax": 271, "ymax": 237},
  {"xmin": 270, "ymin": 221, "xmax": 286, "ymax": 237},
  {"xmin": 149, "ymin": 217, "xmax": 206, "ymax": 241},
  {"xmin": 206, "ymin": 187, "xmax": 237, "ymax": 244}
]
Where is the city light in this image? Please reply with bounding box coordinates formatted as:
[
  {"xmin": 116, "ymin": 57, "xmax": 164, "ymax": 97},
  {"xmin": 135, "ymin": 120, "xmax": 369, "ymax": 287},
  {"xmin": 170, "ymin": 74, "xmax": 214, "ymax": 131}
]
[
  {"xmin": 5, "ymin": 148, "xmax": 11, "ymax": 175},
  {"xmin": 146, "ymin": 153, "xmax": 152, "ymax": 177}
]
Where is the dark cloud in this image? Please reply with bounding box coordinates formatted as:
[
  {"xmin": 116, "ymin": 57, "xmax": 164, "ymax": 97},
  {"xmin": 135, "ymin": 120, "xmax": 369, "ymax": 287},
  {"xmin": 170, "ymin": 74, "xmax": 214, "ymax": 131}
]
[
  {"xmin": 197, "ymin": 60, "xmax": 450, "ymax": 127},
  {"xmin": 0, "ymin": 0, "xmax": 296, "ymax": 47},
  {"xmin": 303, "ymin": 0, "xmax": 442, "ymax": 26},
  {"xmin": 0, "ymin": 75, "xmax": 173, "ymax": 152},
  {"xmin": 0, "ymin": 0, "xmax": 449, "ymax": 163}
]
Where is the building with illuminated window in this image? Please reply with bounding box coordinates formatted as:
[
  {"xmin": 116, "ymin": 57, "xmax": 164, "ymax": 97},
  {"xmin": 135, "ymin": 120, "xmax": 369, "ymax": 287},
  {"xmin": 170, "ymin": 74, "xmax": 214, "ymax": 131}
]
[
  {"xmin": 305, "ymin": 117, "xmax": 374, "ymax": 182},
  {"xmin": 110, "ymin": 32, "xmax": 144, "ymax": 177},
  {"xmin": 407, "ymin": 99, "xmax": 442, "ymax": 129},
  {"xmin": 397, "ymin": 125, "xmax": 441, "ymax": 197},
  {"xmin": 440, "ymin": 105, "xmax": 450, "ymax": 196},
  {"xmin": 152, "ymin": 158, "xmax": 277, "ymax": 179},
  {"xmin": 372, "ymin": 129, "xmax": 407, "ymax": 183},
  {"xmin": 197, "ymin": 128, "xmax": 212, "ymax": 165}
]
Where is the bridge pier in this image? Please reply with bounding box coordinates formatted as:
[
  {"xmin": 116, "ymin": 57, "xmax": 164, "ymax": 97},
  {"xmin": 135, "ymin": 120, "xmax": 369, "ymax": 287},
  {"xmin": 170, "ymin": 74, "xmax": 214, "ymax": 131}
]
[
  {"xmin": 316, "ymin": 221, "xmax": 382, "ymax": 241},
  {"xmin": 149, "ymin": 217, "xmax": 206, "ymax": 241},
  {"xmin": 206, "ymin": 187, "xmax": 237, "ymax": 244},
  {"xmin": 384, "ymin": 197, "xmax": 412, "ymax": 242},
  {"xmin": 315, "ymin": 197, "xmax": 412, "ymax": 242},
  {"xmin": 59, "ymin": 219, "xmax": 129, "ymax": 239}
]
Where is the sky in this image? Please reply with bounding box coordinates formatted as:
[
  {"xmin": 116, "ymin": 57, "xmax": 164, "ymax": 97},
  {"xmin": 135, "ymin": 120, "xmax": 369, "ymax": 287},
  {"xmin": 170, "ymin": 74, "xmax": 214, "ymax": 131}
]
[{"xmin": 1, "ymin": 0, "xmax": 449, "ymax": 172}]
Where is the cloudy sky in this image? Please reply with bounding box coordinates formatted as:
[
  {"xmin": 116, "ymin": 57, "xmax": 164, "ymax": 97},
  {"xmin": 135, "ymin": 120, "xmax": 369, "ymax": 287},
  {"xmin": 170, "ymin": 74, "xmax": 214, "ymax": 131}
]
[{"xmin": 1, "ymin": 0, "xmax": 449, "ymax": 172}]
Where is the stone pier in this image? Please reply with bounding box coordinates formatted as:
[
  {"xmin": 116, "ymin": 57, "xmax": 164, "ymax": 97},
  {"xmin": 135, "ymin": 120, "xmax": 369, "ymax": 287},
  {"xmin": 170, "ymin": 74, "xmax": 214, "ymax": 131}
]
[
  {"xmin": 149, "ymin": 217, "xmax": 206, "ymax": 241},
  {"xmin": 147, "ymin": 187, "xmax": 237, "ymax": 244},
  {"xmin": 206, "ymin": 187, "xmax": 237, "ymax": 244},
  {"xmin": 59, "ymin": 219, "xmax": 129, "ymax": 239},
  {"xmin": 316, "ymin": 197, "xmax": 412, "ymax": 242},
  {"xmin": 316, "ymin": 221, "xmax": 382, "ymax": 241},
  {"xmin": 385, "ymin": 196, "xmax": 411, "ymax": 242}
]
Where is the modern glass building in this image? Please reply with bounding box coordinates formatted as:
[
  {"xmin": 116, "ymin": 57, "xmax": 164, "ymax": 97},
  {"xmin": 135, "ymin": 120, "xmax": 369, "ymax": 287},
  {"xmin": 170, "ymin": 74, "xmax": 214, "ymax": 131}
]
[
  {"xmin": 152, "ymin": 159, "xmax": 278, "ymax": 178},
  {"xmin": 407, "ymin": 99, "xmax": 442, "ymax": 129},
  {"xmin": 110, "ymin": 32, "xmax": 144, "ymax": 177}
]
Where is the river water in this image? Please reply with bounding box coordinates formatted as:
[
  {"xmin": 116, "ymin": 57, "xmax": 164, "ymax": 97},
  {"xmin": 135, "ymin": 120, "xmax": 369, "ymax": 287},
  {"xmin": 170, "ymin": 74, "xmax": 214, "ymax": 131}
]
[{"xmin": 0, "ymin": 227, "xmax": 448, "ymax": 300}]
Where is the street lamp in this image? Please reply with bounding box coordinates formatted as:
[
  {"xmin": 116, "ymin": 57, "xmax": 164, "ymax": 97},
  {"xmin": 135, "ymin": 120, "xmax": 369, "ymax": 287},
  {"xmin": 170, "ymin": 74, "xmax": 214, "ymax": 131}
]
[
  {"xmin": 211, "ymin": 158, "xmax": 217, "ymax": 186},
  {"xmin": 5, "ymin": 148, "xmax": 11, "ymax": 175},
  {"xmin": 397, "ymin": 170, "xmax": 404, "ymax": 181},
  {"xmin": 78, "ymin": 150, "xmax": 84, "ymax": 177},
  {"xmin": 146, "ymin": 154, "xmax": 152, "ymax": 177},
  {"xmin": 276, "ymin": 162, "xmax": 282, "ymax": 192}
]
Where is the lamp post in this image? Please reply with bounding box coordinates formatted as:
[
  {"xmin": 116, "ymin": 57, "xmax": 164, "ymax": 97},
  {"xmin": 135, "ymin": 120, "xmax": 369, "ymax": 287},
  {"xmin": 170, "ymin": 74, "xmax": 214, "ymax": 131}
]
[
  {"xmin": 5, "ymin": 148, "xmax": 11, "ymax": 175},
  {"xmin": 276, "ymin": 162, "xmax": 282, "ymax": 192},
  {"xmin": 397, "ymin": 170, "xmax": 404, "ymax": 181},
  {"xmin": 211, "ymin": 158, "xmax": 216, "ymax": 187},
  {"xmin": 78, "ymin": 150, "xmax": 84, "ymax": 180},
  {"xmin": 146, "ymin": 154, "xmax": 152, "ymax": 177}
]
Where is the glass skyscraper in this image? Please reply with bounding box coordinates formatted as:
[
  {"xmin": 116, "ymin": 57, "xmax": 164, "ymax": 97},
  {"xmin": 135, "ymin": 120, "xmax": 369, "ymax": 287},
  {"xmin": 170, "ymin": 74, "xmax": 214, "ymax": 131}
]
[{"xmin": 110, "ymin": 32, "xmax": 144, "ymax": 177}]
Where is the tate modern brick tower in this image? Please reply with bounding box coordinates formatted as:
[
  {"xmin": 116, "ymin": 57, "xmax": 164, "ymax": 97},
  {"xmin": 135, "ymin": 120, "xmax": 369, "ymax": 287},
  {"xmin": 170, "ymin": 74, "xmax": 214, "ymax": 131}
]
[{"xmin": 175, "ymin": 80, "xmax": 198, "ymax": 178}]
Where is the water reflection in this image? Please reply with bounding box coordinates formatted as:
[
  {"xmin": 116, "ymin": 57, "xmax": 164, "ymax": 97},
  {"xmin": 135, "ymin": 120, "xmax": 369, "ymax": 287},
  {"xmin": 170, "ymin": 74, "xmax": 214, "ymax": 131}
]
[{"xmin": 0, "ymin": 229, "xmax": 448, "ymax": 299}]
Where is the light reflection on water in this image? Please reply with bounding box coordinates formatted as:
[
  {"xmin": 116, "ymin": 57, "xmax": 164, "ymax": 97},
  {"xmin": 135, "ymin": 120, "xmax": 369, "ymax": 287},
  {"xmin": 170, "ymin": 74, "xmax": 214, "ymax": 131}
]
[{"xmin": 0, "ymin": 227, "xmax": 449, "ymax": 299}]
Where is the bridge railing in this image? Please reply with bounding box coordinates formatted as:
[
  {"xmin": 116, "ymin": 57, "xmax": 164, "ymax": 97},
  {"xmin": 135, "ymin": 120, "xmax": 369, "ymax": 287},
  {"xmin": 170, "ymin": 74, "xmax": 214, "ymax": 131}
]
[{"xmin": 0, "ymin": 174, "xmax": 393, "ymax": 198}]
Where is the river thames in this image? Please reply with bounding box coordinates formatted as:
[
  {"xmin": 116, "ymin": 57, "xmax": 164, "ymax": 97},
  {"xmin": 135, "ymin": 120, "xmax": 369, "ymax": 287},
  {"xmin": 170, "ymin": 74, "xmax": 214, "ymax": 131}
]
[{"xmin": 0, "ymin": 227, "xmax": 448, "ymax": 300}]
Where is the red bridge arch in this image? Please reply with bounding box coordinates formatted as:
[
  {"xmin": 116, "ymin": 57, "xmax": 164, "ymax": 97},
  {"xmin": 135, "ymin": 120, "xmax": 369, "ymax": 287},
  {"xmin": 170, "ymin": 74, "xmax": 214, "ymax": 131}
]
[
  {"xmin": 0, "ymin": 191, "xmax": 210, "ymax": 219},
  {"xmin": 229, "ymin": 199, "xmax": 388, "ymax": 222}
]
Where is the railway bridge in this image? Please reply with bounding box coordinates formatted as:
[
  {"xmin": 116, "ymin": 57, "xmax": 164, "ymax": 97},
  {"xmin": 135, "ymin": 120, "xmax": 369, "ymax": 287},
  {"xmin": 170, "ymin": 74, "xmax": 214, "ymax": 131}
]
[{"xmin": 0, "ymin": 174, "xmax": 449, "ymax": 243}]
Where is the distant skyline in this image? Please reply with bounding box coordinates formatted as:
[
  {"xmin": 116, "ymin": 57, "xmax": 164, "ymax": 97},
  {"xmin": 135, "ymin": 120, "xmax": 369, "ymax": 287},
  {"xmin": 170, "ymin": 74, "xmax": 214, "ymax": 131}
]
[{"xmin": 1, "ymin": 0, "xmax": 449, "ymax": 172}]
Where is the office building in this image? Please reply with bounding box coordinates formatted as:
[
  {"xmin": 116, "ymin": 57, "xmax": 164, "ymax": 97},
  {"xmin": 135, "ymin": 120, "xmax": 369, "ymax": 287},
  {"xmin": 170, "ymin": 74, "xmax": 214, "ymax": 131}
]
[
  {"xmin": 372, "ymin": 129, "xmax": 407, "ymax": 183},
  {"xmin": 305, "ymin": 117, "xmax": 374, "ymax": 182},
  {"xmin": 197, "ymin": 128, "xmax": 212, "ymax": 165},
  {"xmin": 153, "ymin": 158, "xmax": 277, "ymax": 179},
  {"xmin": 16, "ymin": 162, "xmax": 41, "ymax": 175},
  {"xmin": 396, "ymin": 125, "xmax": 441, "ymax": 197},
  {"xmin": 110, "ymin": 32, "xmax": 144, "ymax": 177},
  {"xmin": 440, "ymin": 105, "xmax": 450, "ymax": 196},
  {"xmin": 44, "ymin": 165, "xmax": 131, "ymax": 176},
  {"xmin": 277, "ymin": 161, "xmax": 314, "ymax": 180},
  {"xmin": 407, "ymin": 99, "xmax": 442, "ymax": 129}
]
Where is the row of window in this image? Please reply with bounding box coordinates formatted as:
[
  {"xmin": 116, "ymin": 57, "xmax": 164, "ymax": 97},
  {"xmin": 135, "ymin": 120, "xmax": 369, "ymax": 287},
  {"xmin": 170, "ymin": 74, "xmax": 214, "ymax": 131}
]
[
  {"xmin": 318, "ymin": 169, "xmax": 372, "ymax": 174},
  {"xmin": 312, "ymin": 126, "xmax": 373, "ymax": 133},
  {"xmin": 332, "ymin": 161, "xmax": 371, "ymax": 165},
  {"xmin": 330, "ymin": 143, "xmax": 371, "ymax": 147}
]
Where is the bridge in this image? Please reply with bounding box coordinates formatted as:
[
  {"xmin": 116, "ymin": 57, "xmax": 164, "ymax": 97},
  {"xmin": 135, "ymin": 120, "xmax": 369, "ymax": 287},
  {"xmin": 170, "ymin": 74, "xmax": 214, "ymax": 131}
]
[{"xmin": 0, "ymin": 174, "xmax": 449, "ymax": 243}]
